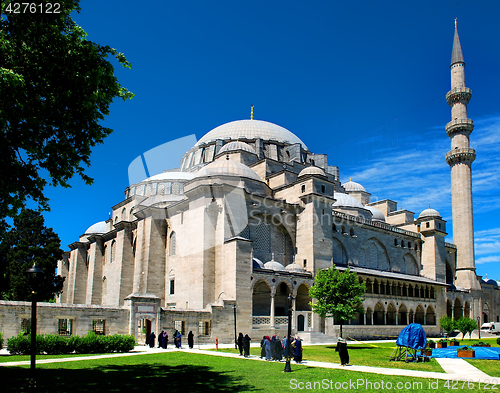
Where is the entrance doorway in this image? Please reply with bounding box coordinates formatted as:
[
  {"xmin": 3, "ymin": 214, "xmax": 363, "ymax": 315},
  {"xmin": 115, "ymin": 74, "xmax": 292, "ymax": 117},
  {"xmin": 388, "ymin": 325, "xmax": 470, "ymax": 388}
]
[
  {"xmin": 138, "ymin": 318, "xmax": 152, "ymax": 345},
  {"xmin": 297, "ymin": 315, "xmax": 305, "ymax": 331}
]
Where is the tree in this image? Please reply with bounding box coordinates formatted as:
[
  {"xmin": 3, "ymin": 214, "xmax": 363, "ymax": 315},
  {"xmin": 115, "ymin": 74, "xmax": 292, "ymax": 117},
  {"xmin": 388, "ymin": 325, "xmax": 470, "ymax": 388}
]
[
  {"xmin": 439, "ymin": 315, "xmax": 456, "ymax": 337},
  {"xmin": 455, "ymin": 317, "xmax": 478, "ymax": 340},
  {"xmin": 0, "ymin": 0, "xmax": 133, "ymax": 219},
  {"xmin": 309, "ymin": 266, "xmax": 366, "ymax": 338},
  {"xmin": 1, "ymin": 209, "xmax": 65, "ymax": 301}
]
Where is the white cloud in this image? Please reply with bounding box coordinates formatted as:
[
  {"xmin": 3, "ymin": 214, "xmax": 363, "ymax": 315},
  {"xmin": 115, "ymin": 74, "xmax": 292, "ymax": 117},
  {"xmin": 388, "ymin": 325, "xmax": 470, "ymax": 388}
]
[{"xmin": 476, "ymin": 255, "xmax": 500, "ymax": 265}]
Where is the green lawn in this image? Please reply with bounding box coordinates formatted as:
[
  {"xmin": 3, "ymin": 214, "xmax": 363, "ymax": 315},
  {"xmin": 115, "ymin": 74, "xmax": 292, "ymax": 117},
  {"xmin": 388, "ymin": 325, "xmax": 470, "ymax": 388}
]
[
  {"xmin": 213, "ymin": 342, "xmax": 444, "ymax": 373},
  {"xmin": 0, "ymin": 351, "xmax": 462, "ymax": 393},
  {"xmin": 0, "ymin": 352, "xmax": 115, "ymax": 363}
]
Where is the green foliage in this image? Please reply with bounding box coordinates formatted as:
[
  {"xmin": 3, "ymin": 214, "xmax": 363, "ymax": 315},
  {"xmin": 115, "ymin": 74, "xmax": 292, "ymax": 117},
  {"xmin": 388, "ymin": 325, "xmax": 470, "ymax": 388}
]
[
  {"xmin": 455, "ymin": 317, "xmax": 478, "ymax": 340},
  {"xmin": 1, "ymin": 209, "xmax": 64, "ymax": 301},
  {"xmin": 6, "ymin": 332, "xmax": 136, "ymax": 355},
  {"xmin": 0, "ymin": 0, "xmax": 133, "ymax": 218},
  {"xmin": 438, "ymin": 339, "xmax": 447, "ymax": 343},
  {"xmin": 0, "ymin": 332, "xmax": 3, "ymax": 349},
  {"xmin": 309, "ymin": 266, "xmax": 365, "ymax": 337},
  {"xmin": 439, "ymin": 315, "xmax": 455, "ymax": 334}
]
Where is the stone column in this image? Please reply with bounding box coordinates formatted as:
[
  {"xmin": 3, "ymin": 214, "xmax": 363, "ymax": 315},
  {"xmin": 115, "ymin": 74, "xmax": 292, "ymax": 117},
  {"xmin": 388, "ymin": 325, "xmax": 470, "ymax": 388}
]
[{"xmin": 270, "ymin": 295, "xmax": 275, "ymax": 328}]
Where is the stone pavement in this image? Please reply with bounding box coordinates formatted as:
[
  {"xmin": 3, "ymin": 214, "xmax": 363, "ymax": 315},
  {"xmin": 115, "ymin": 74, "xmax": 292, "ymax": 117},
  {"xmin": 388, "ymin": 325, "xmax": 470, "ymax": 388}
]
[{"xmin": 0, "ymin": 344, "xmax": 496, "ymax": 384}]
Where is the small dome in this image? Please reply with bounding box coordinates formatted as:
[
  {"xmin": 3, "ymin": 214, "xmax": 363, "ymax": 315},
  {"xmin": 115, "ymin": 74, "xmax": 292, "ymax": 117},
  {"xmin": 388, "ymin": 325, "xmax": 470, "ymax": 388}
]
[
  {"xmin": 343, "ymin": 180, "xmax": 366, "ymax": 192},
  {"xmin": 142, "ymin": 171, "xmax": 195, "ymax": 182},
  {"xmin": 482, "ymin": 278, "xmax": 498, "ymax": 286},
  {"xmin": 298, "ymin": 166, "xmax": 326, "ymax": 177},
  {"xmin": 85, "ymin": 221, "xmax": 107, "ymax": 235},
  {"xmin": 218, "ymin": 141, "xmax": 256, "ymax": 155},
  {"xmin": 195, "ymin": 158, "xmax": 261, "ymax": 181},
  {"xmin": 263, "ymin": 260, "xmax": 285, "ymax": 271},
  {"xmin": 364, "ymin": 205, "xmax": 386, "ymax": 222},
  {"xmin": 253, "ymin": 258, "xmax": 264, "ymax": 269},
  {"xmin": 418, "ymin": 207, "xmax": 441, "ymax": 219},
  {"xmin": 195, "ymin": 119, "xmax": 308, "ymax": 150},
  {"xmin": 333, "ymin": 192, "xmax": 364, "ymax": 209},
  {"xmin": 285, "ymin": 263, "xmax": 306, "ymax": 273}
]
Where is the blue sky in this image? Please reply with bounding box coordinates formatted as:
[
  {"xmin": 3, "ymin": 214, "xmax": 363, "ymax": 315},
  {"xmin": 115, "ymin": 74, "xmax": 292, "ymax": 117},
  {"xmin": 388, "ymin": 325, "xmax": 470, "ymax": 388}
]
[{"xmin": 37, "ymin": 1, "xmax": 500, "ymax": 281}]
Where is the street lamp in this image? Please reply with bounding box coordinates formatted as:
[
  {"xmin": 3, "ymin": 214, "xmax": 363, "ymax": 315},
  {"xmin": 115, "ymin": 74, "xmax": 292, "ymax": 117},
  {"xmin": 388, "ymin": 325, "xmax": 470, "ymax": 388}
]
[
  {"xmin": 477, "ymin": 316, "xmax": 481, "ymax": 340},
  {"xmin": 284, "ymin": 294, "xmax": 294, "ymax": 373},
  {"xmin": 26, "ymin": 262, "xmax": 44, "ymax": 389},
  {"xmin": 233, "ymin": 305, "xmax": 237, "ymax": 350}
]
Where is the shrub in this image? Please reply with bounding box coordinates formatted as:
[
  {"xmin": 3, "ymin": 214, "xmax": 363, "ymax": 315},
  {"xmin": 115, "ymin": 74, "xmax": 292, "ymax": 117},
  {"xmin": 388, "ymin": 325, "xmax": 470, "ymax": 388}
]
[
  {"xmin": 7, "ymin": 333, "xmax": 31, "ymax": 355},
  {"xmin": 43, "ymin": 334, "xmax": 68, "ymax": 355},
  {"xmin": 0, "ymin": 332, "xmax": 3, "ymax": 349},
  {"xmin": 497, "ymin": 337, "xmax": 500, "ymax": 346}
]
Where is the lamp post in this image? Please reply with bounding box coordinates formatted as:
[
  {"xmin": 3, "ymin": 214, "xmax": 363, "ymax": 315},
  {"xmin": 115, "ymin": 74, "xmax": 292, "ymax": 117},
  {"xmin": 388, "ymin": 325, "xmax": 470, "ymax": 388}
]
[
  {"xmin": 284, "ymin": 294, "xmax": 294, "ymax": 373},
  {"xmin": 26, "ymin": 262, "xmax": 44, "ymax": 389},
  {"xmin": 477, "ymin": 316, "xmax": 481, "ymax": 340},
  {"xmin": 233, "ymin": 304, "xmax": 237, "ymax": 350}
]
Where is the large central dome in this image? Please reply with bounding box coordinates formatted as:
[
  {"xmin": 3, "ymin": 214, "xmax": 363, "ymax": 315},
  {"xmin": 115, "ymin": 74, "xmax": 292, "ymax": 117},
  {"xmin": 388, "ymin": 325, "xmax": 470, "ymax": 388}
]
[{"xmin": 195, "ymin": 119, "xmax": 308, "ymax": 150}]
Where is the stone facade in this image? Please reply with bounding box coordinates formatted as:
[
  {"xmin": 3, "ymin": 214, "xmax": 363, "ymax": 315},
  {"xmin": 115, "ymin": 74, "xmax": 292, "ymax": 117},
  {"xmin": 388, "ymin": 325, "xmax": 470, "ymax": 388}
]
[{"xmin": 1, "ymin": 24, "xmax": 499, "ymax": 345}]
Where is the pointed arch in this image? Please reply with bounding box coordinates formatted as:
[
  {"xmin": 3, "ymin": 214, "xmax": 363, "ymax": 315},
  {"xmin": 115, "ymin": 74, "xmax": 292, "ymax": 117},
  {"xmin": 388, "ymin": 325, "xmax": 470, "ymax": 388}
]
[
  {"xmin": 295, "ymin": 283, "xmax": 311, "ymax": 311},
  {"xmin": 252, "ymin": 279, "xmax": 271, "ymax": 316},
  {"xmin": 386, "ymin": 303, "xmax": 397, "ymax": 325},
  {"xmin": 426, "ymin": 305, "xmax": 436, "ymax": 325},
  {"xmin": 398, "ymin": 304, "xmax": 408, "ymax": 325},
  {"xmin": 169, "ymin": 231, "xmax": 176, "ymax": 256},
  {"xmin": 453, "ymin": 297, "xmax": 463, "ymax": 319},
  {"xmin": 415, "ymin": 305, "xmax": 425, "ymax": 325},
  {"xmin": 403, "ymin": 253, "xmax": 418, "ymax": 275},
  {"xmin": 374, "ymin": 302, "xmax": 384, "ymax": 325},
  {"xmin": 360, "ymin": 237, "xmax": 390, "ymax": 271},
  {"xmin": 110, "ymin": 240, "xmax": 116, "ymax": 262},
  {"xmin": 332, "ymin": 238, "xmax": 348, "ymax": 265}
]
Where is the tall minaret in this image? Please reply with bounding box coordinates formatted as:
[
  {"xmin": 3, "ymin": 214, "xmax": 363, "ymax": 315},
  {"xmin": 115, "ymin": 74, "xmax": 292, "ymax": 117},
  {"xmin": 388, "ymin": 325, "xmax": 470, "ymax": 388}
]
[{"xmin": 445, "ymin": 20, "xmax": 480, "ymax": 290}]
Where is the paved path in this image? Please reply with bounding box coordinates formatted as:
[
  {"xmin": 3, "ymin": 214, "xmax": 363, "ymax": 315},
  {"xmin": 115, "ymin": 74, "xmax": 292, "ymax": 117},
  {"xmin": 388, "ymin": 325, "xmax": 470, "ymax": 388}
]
[{"xmin": 0, "ymin": 345, "xmax": 495, "ymax": 384}]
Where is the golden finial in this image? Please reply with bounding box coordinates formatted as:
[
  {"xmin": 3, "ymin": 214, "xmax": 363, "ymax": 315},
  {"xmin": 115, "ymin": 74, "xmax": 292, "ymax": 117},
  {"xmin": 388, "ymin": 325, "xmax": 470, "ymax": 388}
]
[
  {"xmin": 455, "ymin": 18, "xmax": 457, "ymax": 27},
  {"xmin": 349, "ymin": 177, "xmax": 352, "ymax": 181},
  {"xmin": 250, "ymin": 105, "xmax": 254, "ymax": 120}
]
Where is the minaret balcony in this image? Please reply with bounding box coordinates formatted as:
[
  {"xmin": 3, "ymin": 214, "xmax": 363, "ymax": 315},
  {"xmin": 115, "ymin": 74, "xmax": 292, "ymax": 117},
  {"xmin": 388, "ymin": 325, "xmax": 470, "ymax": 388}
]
[
  {"xmin": 445, "ymin": 118, "xmax": 474, "ymax": 137},
  {"xmin": 446, "ymin": 87, "xmax": 472, "ymax": 106},
  {"xmin": 446, "ymin": 147, "xmax": 476, "ymax": 166}
]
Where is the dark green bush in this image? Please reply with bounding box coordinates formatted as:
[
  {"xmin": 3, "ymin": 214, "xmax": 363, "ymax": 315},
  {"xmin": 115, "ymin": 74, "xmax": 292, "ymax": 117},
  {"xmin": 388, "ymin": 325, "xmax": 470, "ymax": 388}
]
[
  {"xmin": 497, "ymin": 337, "xmax": 500, "ymax": 346},
  {"xmin": 43, "ymin": 334, "xmax": 68, "ymax": 355},
  {"xmin": 0, "ymin": 332, "xmax": 3, "ymax": 349},
  {"xmin": 7, "ymin": 332, "xmax": 136, "ymax": 355}
]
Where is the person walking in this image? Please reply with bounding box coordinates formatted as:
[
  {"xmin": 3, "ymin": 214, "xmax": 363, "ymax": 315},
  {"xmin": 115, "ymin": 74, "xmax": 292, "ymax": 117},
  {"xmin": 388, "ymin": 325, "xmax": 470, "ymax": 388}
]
[
  {"xmin": 292, "ymin": 336, "xmax": 302, "ymax": 363},
  {"xmin": 260, "ymin": 336, "xmax": 266, "ymax": 359},
  {"xmin": 158, "ymin": 331, "xmax": 164, "ymax": 348},
  {"xmin": 237, "ymin": 332, "xmax": 244, "ymax": 356},
  {"xmin": 148, "ymin": 331, "xmax": 156, "ymax": 348},
  {"xmin": 243, "ymin": 334, "xmax": 251, "ymax": 357},
  {"xmin": 176, "ymin": 330, "xmax": 182, "ymax": 348},
  {"xmin": 264, "ymin": 336, "xmax": 272, "ymax": 361},
  {"xmin": 162, "ymin": 333, "xmax": 169, "ymax": 349},
  {"xmin": 336, "ymin": 337, "xmax": 349, "ymax": 366},
  {"xmin": 274, "ymin": 335, "xmax": 283, "ymax": 361},
  {"xmin": 188, "ymin": 330, "xmax": 194, "ymax": 349}
]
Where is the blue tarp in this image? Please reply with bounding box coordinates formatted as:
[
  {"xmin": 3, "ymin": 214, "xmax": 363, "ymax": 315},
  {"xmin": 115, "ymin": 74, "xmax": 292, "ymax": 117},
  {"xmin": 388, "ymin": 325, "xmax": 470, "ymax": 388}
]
[
  {"xmin": 431, "ymin": 346, "xmax": 500, "ymax": 360},
  {"xmin": 396, "ymin": 323, "xmax": 427, "ymax": 350}
]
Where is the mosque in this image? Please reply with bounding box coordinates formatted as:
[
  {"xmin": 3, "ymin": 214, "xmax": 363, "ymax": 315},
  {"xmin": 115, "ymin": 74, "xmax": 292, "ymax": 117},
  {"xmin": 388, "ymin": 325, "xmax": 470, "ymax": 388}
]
[{"xmin": 1, "ymin": 23, "xmax": 498, "ymax": 343}]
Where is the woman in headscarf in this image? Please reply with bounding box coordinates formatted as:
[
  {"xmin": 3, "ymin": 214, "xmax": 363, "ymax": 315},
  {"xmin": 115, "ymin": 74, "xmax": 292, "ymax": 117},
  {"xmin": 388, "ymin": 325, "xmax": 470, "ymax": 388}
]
[
  {"xmin": 148, "ymin": 331, "xmax": 156, "ymax": 348},
  {"xmin": 274, "ymin": 335, "xmax": 283, "ymax": 361},
  {"xmin": 260, "ymin": 336, "xmax": 266, "ymax": 358},
  {"xmin": 162, "ymin": 332, "xmax": 169, "ymax": 349},
  {"xmin": 188, "ymin": 330, "xmax": 194, "ymax": 349},
  {"xmin": 271, "ymin": 336, "xmax": 277, "ymax": 360},
  {"xmin": 293, "ymin": 336, "xmax": 302, "ymax": 363},
  {"xmin": 243, "ymin": 334, "xmax": 251, "ymax": 357},
  {"xmin": 237, "ymin": 332, "xmax": 244, "ymax": 356},
  {"xmin": 335, "ymin": 337, "xmax": 349, "ymax": 366},
  {"xmin": 264, "ymin": 336, "xmax": 272, "ymax": 360}
]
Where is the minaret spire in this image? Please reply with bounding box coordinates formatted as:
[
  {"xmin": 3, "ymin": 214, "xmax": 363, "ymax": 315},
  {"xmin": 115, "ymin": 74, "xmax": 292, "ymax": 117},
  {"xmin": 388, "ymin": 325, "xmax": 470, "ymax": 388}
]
[{"xmin": 445, "ymin": 21, "xmax": 480, "ymax": 292}]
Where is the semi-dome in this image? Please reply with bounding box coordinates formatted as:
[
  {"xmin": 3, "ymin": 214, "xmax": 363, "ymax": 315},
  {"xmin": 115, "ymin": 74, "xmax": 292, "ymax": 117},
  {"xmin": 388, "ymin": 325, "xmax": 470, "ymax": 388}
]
[
  {"xmin": 263, "ymin": 260, "xmax": 285, "ymax": 271},
  {"xmin": 343, "ymin": 180, "xmax": 366, "ymax": 192},
  {"xmin": 141, "ymin": 171, "xmax": 195, "ymax": 183},
  {"xmin": 333, "ymin": 192, "xmax": 364, "ymax": 209},
  {"xmin": 218, "ymin": 141, "xmax": 256, "ymax": 155},
  {"xmin": 298, "ymin": 166, "xmax": 326, "ymax": 177},
  {"xmin": 418, "ymin": 207, "xmax": 441, "ymax": 219},
  {"xmin": 85, "ymin": 221, "xmax": 107, "ymax": 235},
  {"xmin": 285, "ymin": 263, "xmax": 306, "ymax": 273},
  {"xmin": 195, "ymin": 158, "xmax": 261, "ymax": 181},
  {"xmin": 253, "ymin": 258, "xmax": 264, "ymax": 270},
  {"xmin": 195, "ymin": 119, "xmax": 308, "ymax": 150},
  {"xmin": 364, "ymin": 205, "xmax": 386, "ymax": 222}
]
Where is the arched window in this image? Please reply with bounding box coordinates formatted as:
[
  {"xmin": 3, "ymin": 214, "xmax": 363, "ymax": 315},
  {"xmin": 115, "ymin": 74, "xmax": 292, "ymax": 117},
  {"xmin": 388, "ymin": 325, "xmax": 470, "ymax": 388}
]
[
  {"xmin": 276, "ymin": 230, "xmax": 286, "ymax": 254},
  {"xmin": 401, "ymin": 240, "xmax": 405, "ymax": 248},
  {"xmin": 332, "ymin": 223, "xmax": 337, "ymax": 232},
  {"xmin": 350, "ymin": 228, "xmax": 355, "ymax": 237},
  {"xmin": 102, "ymin": 277, "xmax": 107, "ymax": 304},
  {"xmin": 129, "ymin": 208, "xmax": 134, "ymax": 221},
  {"xmin": 121, "ymin": 208, "xmax": 127, "ymax": 221},
  {"xmin": 111, "ymin": 240, "xmax": 116, "ymax": 262},
  {"xmin": 169, "ymin": 232, "xmax": 176, "ymax": 256},
  {"xmin": 255, "ymin": 222, "xmax": 270, "ymax": 252},
  {"xmin": 394, "ymin": 239, "xmax": 398, "ymax": 246},
  {"xmin": 102, "ymin": 245, "xmax": 107, "ymax": 265}
]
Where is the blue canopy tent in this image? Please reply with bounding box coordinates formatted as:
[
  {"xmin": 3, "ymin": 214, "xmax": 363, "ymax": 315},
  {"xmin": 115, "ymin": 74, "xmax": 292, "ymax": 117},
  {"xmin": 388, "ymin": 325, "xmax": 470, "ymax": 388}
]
[{"xmin": 389, "ymin": 324, "xmax": 428, "ymax": 362}]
